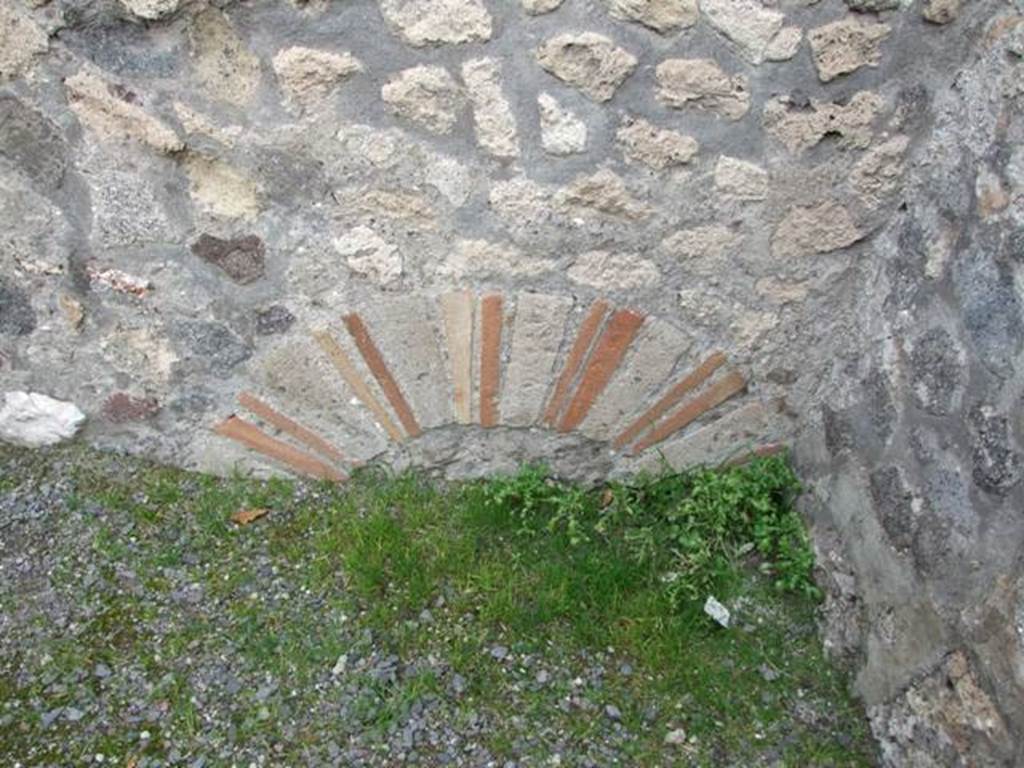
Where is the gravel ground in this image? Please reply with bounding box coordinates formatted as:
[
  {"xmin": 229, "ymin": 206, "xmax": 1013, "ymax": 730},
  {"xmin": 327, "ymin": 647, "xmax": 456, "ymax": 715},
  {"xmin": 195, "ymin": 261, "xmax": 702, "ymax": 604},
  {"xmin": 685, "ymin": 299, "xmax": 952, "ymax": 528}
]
[{"xmin": 0, "ymin": 444, "xmax": 876, "ymax": 767}]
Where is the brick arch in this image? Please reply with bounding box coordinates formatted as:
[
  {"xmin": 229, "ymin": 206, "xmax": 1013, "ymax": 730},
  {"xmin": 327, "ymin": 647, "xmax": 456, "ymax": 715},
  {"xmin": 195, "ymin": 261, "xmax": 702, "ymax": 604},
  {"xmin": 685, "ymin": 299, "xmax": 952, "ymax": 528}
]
[{"xmin": 213, "ymin": 291, "xmax": 786, "ymax": 481}]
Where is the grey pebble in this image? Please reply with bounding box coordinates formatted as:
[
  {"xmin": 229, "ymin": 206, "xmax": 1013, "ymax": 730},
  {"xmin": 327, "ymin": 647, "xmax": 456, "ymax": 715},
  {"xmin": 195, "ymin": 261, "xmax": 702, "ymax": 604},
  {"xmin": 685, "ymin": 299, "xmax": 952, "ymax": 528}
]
[
  {"xmin": 490, "ymin": 645, "xmax": 508, "ymax": 661},
  {"xmin": 605, "ymin": 704, "xmax": 622, "ymax": 721}
]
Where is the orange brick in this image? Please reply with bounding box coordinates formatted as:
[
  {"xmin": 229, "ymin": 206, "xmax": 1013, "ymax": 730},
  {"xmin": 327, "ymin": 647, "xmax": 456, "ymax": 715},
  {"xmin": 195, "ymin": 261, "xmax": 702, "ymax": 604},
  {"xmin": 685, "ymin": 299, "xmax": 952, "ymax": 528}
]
[
  {"xmin": 214, "ymin": 415, "xmax": 347, "ymax": 482},
  {"xmin": 613, "ymin": 351, "xmax": 727, "ymax": 450},
  {"xmin": 630, "ymin": 370, "xmax": 747, "ymax": 455},
  {"xmin": 543, "ymin": 299, "xmax": 610, "ymax": 427},
  {"xmin": 238, "ymin": 391, "xmax": 347, "ymax": 464},
  {"xmin": 343, "ymin": 313, "xmax": 422, "ymax": 439},
  {"xmin": 558, "ymin": 309, "xmax": 645, "ymax": 433},
  {"xmin": 479, "ymin": 294, "xmax": 504, "ymax": 428}
]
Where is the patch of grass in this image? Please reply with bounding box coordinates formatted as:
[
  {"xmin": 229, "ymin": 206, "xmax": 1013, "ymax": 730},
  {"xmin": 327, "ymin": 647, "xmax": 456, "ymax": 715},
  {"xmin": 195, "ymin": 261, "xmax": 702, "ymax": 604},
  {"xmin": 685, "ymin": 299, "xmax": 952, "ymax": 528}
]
[{"xmin": 0, "ymin": 445, "xmax": 876, "ymax": 766}]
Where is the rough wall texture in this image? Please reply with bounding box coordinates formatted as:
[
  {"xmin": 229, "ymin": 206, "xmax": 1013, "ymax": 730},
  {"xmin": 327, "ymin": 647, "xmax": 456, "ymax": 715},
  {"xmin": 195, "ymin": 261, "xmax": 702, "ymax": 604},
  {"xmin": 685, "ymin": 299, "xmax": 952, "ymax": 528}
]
[{"xmin": 0, "ymin": 0, "xmax": 1022, "ymax": 763}]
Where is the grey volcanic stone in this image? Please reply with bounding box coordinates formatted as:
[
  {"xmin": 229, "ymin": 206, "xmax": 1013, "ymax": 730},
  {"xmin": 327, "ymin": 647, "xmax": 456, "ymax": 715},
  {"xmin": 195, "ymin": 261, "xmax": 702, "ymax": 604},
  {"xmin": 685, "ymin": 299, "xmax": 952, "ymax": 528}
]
[
  {"xmin": 968, "ymin": 405, "xmax": 1022, "ymax": 495},
  {"xmin": 255, "ymin": 306, "xmax": 295, "ymax": 336},
  {"xmin": 0, "ymin": 96, "xmax": 67, "ymax": 191},
  {"xmin": 0, "ymin": 279, "xmax": 35, "ymax": 336},
  {"xmin": 174, "ymin": 321, "xmax": 252, "ymax": 374},
  {"xmin": 908, "ymin": 328, "xmax": 964, "ymax": 416}
]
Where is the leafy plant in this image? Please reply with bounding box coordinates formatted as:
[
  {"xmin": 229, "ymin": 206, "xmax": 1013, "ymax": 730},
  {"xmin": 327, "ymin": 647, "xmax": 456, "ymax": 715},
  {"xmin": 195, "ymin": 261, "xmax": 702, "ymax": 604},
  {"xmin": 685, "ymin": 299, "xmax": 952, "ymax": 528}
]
[{"xmin": 479, "ymin": 454, "xmax": 820, "ymax": 608}]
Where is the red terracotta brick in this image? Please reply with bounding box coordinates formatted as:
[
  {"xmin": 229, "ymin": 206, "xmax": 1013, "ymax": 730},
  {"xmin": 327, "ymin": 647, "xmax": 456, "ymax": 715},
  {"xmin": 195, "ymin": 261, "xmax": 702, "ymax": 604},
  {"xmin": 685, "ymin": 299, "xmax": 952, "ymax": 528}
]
[
  {"xmin": 543, "ymin": 299, "xmax": 610, "ymax": 427},
  {"xmin": 312, "ymin": 330, "xmax": 405, "ymax": 443},
  {"xmin": 612, "ymin": 351, "xmax": 727, "ymax": 450},
  {"xmin": 237, "ymin": 391, "xmax": 347, "ymax": 465},
  {"xmin": 479, "ymin": 294, "xmax": 504, "ymax": 428},
  {"xmin": 557, "ymin": 309, "xmax": 645, "ymax": 433},
  {"xmin": 343, "ymin": 313, "xmax": 422, "ymax": 439},
  {"xmin": 630, "ymin": 370, "xmax": 747, "ymax": 455},
  {"xmin": 214, "ymin": 415, "xmax": 347, "ymax": 482}
]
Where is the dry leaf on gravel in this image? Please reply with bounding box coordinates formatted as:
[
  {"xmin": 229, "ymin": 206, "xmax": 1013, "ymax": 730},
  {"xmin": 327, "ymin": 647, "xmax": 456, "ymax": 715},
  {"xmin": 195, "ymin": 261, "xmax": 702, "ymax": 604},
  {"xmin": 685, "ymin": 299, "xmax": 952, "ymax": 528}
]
[{"xmin": 232, "ymin": 507, "xmax": 269, "ymax": 525}]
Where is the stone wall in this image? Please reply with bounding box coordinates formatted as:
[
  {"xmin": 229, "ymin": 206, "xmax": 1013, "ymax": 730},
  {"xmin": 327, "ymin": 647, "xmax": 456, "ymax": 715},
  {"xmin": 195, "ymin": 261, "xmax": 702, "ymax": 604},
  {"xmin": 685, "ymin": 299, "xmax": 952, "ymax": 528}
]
[{"xmin": 0, "ymin": 0, "xmax": 1022, "ymax": 763}]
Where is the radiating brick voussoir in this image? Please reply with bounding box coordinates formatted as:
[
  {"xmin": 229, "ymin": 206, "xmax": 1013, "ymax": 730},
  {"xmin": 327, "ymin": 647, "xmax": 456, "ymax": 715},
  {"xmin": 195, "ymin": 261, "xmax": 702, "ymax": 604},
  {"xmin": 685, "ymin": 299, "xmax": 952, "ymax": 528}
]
[
  {"xmin": 579, "ymin": 317, "xmax": 691, "ymax": 442},
  {"xmin": 350, "ymin": 294, "xmax": 452, "ymax": 432},
  {"xmin": 502, "ymin": 293, "xmax": 574, "ymax": 428},
  {"xmin": 543, "ymin": 299, "xmax": 611, "ymax": 427},
  {"xmin": 479, "ymin": 294, "xmax": 505, "ymax": 428},
  {"xmin": 214, "ymin": 415, "xmax": 347, "ymax": 482},
  {"xmin": 630, "ymin": 369, "xmax": 747, "ymax": 455},
  {"xmin": 254, "ymin": 334, "xmax": 390, "ymax": 459},
  {"xmin": 440, "ymin": 291, "xmax": 475, "ymax": 425},
  {"xmin": 237, "ymin": 390, "xmax": 349, "ymax": 465},
  {"xmin": 622, "ymin": 400, "xmax": 783, "ymax": 476},
  {"xmin": 558, "ymin": 308, "xmax": 645, "ymax": 433}
]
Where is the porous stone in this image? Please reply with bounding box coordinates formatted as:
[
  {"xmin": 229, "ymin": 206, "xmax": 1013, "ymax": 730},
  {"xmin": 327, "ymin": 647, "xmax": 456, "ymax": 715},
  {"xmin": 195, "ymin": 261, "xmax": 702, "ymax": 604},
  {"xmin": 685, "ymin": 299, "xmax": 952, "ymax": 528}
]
[
  {"xmin": 255, "ymin": 306, "xmax": 295, "ymax": 336},
  {"xmin": 436, "ymin": 240, "xmax": 557, "ymax": 282},
  {"xmin": 700, "ymin": 0, "xmax": 784, "ymax": 64},
  {"xmin": 922, "ymin": 0, "xmax": 960, "ymax": 24},
  {"xmin": 581, "ymin": 318, "xmax": 690, "ymax": 441},
  {"xmin": 558, "ymin": 169, "xmax": 651, "ymax": 219},
  {"xmin": 65, "ymin": 71, "xmax": 184, "ymax": 153},
  {"xmin": 381, "ymin": 65, "xmax": 463, "ymax": 135},
  {"xmin": 0, "ymin": 4, "xmax": 47, "ymax": 81},
  {"xmin": 763, "ymin": 91, "xmax": 884, "ymax": 153},
  {"xmin": 0, "ymin": 392, "xmax": 85, "ymax": 448},
  {"xmin": 183, "ymin": 154, "xmax": 260, "ymax": 220},
  {"xmin": 380, "ymin": 0, "xmax": 493, "ymax": 46},
  {"xmin": 538, "ymin": 93, "xmax": 587, "ymax": 156},
  {"xmin": 773, "ymin": 201, "xmax": 863, "ymax": 258},
  {"xmin": 120, "ymin": 0, "xmax": 180, "ymax": 20},
  {"xmin": 567, "ymin": 250, "xmax": 660, "ymax": 291},
  {"xmin": 851, "ymin": 135, "xmax": 910, "ymax": 208},
  {"xmin": 488, "ymin": 178, "xmax": 552, "ymax": 224},
  {"xmin": 616, "ymin": 118, "xmax": 699, "ymax": 170},
  {"xmin": 714, "ymin": 156, "xmax": 768, "ymax": 201},
  {"xmin": 272, "ymin": 47, "xmax": 362, "ymax": 106},
  {"xmin": 191, "ymin": 234, "xmax": 266, "ymax": 284},
  {"xmin": 808, "ymin": 17, "xmax": 891, "ymax": 83},
  {"xmin": 766, "ymin": 27, "xmax": 803, "ymax": 62},
  {"xmin": 655, "ymin": 59, "xmax": 750, "ymax": 121},
  {"xmin": 0, "ymin": 279, "xmax": 35, "ymax": 336},
  {"xmin": 462, "ymin": 58, "xmax": 520, "ymax": 159},
  {"xmin": 662, "ymin": 224, "xmax": 742, "ymax": 274},
  {"xmin": 502, "ymin": 294, "xmax": 574, "ymax": 427},
  {"xmin": 188, "ymin": 9, "xmax": 261, "ymax": 107},
  {"xmin": 333, "ymin": 226, "xmax": 402, "ymax": 285},
  {"xmin": 535, "ymin": 33, "xmax": 638, "ymax": 103},
  {"xmin": 346, "ymin": 189, "xmax": 437, "ymax": 228},
  {"xmin": 522, "ymin": 0, "xmax": 564, "ymax": 13},
  {"xmin": 608, "ymin": 0, "xmax": 699, "ymax": 34}
]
